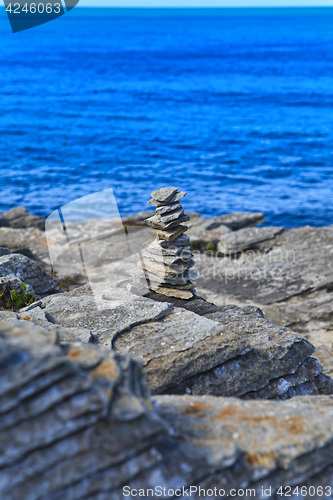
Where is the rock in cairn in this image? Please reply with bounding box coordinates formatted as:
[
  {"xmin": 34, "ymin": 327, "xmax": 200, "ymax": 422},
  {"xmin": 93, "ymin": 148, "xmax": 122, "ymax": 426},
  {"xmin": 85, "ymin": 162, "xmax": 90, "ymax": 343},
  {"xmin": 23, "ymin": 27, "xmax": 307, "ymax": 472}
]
[{"xmin": 140, "ymin": 187, "xmax": 197, "ymax": 300}]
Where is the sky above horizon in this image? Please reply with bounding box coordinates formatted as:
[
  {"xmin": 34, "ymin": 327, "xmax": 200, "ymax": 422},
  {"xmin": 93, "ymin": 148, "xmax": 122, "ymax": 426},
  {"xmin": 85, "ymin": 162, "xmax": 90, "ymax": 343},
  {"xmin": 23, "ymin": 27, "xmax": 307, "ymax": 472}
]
[{"xmin": 78, "ymin": 0, "xmax": 333, "ymax": 6}]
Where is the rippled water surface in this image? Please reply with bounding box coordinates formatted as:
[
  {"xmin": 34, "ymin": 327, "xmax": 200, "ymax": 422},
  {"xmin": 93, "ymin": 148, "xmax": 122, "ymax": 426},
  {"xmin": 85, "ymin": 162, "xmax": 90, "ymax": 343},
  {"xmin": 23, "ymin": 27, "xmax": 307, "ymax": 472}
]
[{"xmin": 1, "ymin": 7, "xmax": 333, "ymax": 227}]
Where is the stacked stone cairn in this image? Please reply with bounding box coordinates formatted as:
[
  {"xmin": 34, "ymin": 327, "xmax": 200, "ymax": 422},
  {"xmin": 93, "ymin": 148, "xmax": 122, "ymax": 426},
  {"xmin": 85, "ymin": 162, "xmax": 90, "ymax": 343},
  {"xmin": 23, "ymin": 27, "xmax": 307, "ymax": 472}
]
[{"xmin": 140, "ymin": 187, "xmax": 197, "ymax": 300}]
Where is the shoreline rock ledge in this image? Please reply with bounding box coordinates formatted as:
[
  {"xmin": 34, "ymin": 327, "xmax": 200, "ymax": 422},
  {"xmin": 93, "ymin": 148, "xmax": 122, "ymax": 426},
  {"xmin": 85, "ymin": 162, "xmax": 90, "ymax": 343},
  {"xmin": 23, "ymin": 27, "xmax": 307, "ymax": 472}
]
[
  {"xmin": 1, "ymin": 321, "xmax": 333, "ymax": 499},
  {"xmin": 140, "ymin": 187, "xmax": 197, "ymax": 300}
]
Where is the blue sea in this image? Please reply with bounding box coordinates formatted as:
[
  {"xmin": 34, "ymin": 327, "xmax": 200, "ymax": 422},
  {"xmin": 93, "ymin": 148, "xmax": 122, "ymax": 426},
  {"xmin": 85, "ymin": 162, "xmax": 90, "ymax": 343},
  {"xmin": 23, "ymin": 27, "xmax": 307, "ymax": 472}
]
[{"xmin": 1, "ymin": 7, "xmax": 333, "ymax": 227}]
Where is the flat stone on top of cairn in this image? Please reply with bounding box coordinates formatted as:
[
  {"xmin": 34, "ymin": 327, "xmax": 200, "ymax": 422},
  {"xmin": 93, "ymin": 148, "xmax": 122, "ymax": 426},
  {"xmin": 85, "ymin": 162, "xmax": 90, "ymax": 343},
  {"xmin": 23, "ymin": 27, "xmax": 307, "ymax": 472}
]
[{"xmin": 140, "ymin": 187, "xmax": 197, "ymax": 300}]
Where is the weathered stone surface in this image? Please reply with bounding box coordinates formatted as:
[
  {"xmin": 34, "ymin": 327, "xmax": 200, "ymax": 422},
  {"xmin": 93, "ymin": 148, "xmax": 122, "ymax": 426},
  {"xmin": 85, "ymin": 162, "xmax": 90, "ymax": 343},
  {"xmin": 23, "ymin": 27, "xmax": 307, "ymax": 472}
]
[
  {"xmin": 0, "ymin": 247, "xmax": 10, "ymax": 257},
  {"xmin": 185, "ymin": 212, "xmax": 267, "ymax": 251},
  {"xmin": 0, "ymin": 215, "xmax": 9, "ymax": 228},
  {"xmin": 0, "ymin": 226, "xmax": 49, "ymax": 264},
  {"xmin": 156, "ymin": 233, "xmax": 191, "ymax": 249},
  {"xmin": 0, "ymin": 306, "xmax": 92, "ymax": 344},
  {"xmin": 144, "ymin": 240, "xmax": 192, "ymax": 259},
  {"xmin": 156, "ymin": 201, "xmax": 182, "ymax": 215},
  {"xmin": 146, "ymin": 212, "xmax": 190, "ymax": 230},
  {"xmin": 186, "ymin": 212, "xmax": 266, "ymax": 251},
  {"xmin": 0, "ymin": 321, "xmax": 171, "ymax": 500},
  {"xmin": 2, "ymin": 206, "xmax": 45, "ymax": 230},
  {"xmin": 4, "ymin": 280, "xmax": 328, "ymax": 400},
  {"xmin": 187, "ymin": 216, "xmax": 232, "ymax": 250},
  {"xmin": 144, "ymin": 268, "xmax": 197, "ymax": 286},
  {"xmin": 314, "ymin": 345, "xmax": 333, "ymax": 379},
  {"xmin": 196, "ymin": 224, "xmax": 333, "ymax": 348},
  {"xmin": 0, "ymin": 254, "xmax": 58, "ymax": 296},
  {"xmin": 150, "ymin": 286, "xmax": 195, "ymax": 300},
  {"xmin": 211, "ymin": 211, "xmax": 266, "ymax": 230},
  {"xmin": 113, "ymin": 299, "xmax": 331, "ymax": 398},
  {"xmin": 40, "ymin": 287, "xmax": 172, "ymax": 348},
  {"xmin": 217, "ymin": 226, "xmax": 284, "ymax": 255},
  {"xmin": 154, "ymin": 394, "xmax": 333, "ymax": 496},
  {"xmin": 1, "ymin": 312, "xmax": 333, "ymax": 498},
  {"xmin": 151, "ymin": 186, "xmax": 179, "ymax": 203},
  {"xmin": 142, "ymin": 247, "xmax": 193, "ymax": 264},
  {"xmin": 140, "ymin": 257, "xmax": 195, "ymax": 278},
  {"xmin": 122, "ymin": 210, "xmax": 154, "ymax": 226},
  {"xmin": 150, "ymin": 224, "xmax": 188, "ymax": 241},
  {"xmin": 148, "ymin": 188, "xmax": 186, "ymax": 206}
]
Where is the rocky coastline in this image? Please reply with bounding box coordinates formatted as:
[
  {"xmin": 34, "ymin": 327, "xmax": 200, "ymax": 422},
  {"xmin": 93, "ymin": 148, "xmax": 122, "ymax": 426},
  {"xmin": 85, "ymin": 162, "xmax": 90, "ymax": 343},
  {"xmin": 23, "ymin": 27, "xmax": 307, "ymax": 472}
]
[{"xmin": 1, "ymin": 204, "xmax": 333, "ymax": 498}]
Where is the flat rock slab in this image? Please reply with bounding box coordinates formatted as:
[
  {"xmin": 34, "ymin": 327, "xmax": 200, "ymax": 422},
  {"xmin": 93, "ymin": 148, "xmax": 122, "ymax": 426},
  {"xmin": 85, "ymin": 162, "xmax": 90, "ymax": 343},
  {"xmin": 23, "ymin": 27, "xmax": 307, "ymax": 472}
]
[
  {"xmin": 148, "ymin": 190, "xmax": 186, "ymax": 206},
  {"xmin": 41, "ymin": 289, "xmax": 172, "ymax": 349},
  {"xmin": 150, "ymin": 187, "xmax": 179, "ymax": 203},
  {"xmin": 150, "ymin": 225, "xmax": 188, "ymax": 241},
  {"xmin": 156, "ymin": 201, "xmax": 182, "ymax": 215},
  {"xmin": 0, "ymin": 247, "xmax": 11, "ymax": 257},
  {"xmin": 0, "ymin": 254, "xmax": 58, "ymax": 296},
  {"xmin": 197, "ymin": 226, "xmax": 333, "ymax": 306},
  {"xmin": 114, "ymin": 299, "xmax": 331, "ymax": 398},
  {"xmin": 154, "ymin": 394, "xmax": 333, "ymax": 493},
  {"xmin": 314, "ymin": 345, "xmax": 333, "ymax": 379},
  {"xmin": 145, "ymin": 212, "xmax": 190, "ymax": 230},
  {"xmin": 1, "ymin": 321, "xmax": 333, "ymax": 499},
  {"xmin": 188, "ymin": 212, "xmax": 266, "ymax": 241},
  {"xmin": 155, "ymin": 233, "xmax": 191, "ymax": 248},
  {"xmin": 209, "ymin": 211, "xmax": 266, "ymax": 230},
  {"xmin": 151, "ymin": 286, "xmax": 195, "ymax": 300},
  {"xmin": 217, "ymin": 226, "xmax": 284, "ymax": 255},
  {"xmin": 187, "ymin": 217, "xmax": 232, "ymax": 250},
  {"xmin": 0, "ymin": 321, "xmax": 170, "ymax": 500},
  {"xmin": 0, "ymin": 227, "xmax": 48, "ymax": 264},
  {"xmin": 196, "ymin": 224, "xmax": 333, "ymax": 349},
  {"xmin": 6, "ymin": 283, "xmax": 330, "ymax": 400},
  {"xmin": 1, "ymin": 206, "xmax": 45, "ymax": 230}
]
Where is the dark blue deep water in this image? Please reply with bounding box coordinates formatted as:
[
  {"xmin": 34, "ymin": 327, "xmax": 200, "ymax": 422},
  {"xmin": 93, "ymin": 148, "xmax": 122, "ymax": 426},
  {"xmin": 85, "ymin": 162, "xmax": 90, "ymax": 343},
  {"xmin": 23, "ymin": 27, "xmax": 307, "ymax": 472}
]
[{"xmin": 1, "ymin": 7, "xmax": 333, "ymax": 227}]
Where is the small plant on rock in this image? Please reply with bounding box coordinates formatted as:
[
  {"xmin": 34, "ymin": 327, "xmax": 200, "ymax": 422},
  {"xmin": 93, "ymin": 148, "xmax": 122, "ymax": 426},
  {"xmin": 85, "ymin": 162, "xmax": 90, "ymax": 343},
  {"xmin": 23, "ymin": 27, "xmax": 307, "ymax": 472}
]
[
  {"xmin": 0, "ymin": 282, "xmax": 36, "ymax": 311},
  {"xmin": 205, "ymin": 241, "xmax": 217, "ymax": 255}
]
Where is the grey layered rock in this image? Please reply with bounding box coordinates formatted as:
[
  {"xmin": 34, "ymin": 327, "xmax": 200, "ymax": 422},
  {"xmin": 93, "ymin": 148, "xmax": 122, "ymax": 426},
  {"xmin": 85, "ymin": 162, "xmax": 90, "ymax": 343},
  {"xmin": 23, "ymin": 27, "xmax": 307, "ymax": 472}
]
[
  {"xmin": 186, "ymin": 212, "xmax": 266, "ymax": 251},
  {"xmin": 314, "ymin": 345, "xmax": 333, "ymax": 379},
  {"xmin": 122, "ymin": 210, "xmax": 154, "ymax": 226},
  {"xmin": 0, "ymin": 306, "xmax": 92, "ymax": 344},
  {"xmin": 2, "ymin": 206, "xmax": 45, "ymax": 230},
  {"xmin": 0, "ymin": 214, "xmax": 9, "ymax": 228},
  {"xmin": 148, "ymin": 188, "xmax": 186, "ymax": 206},
  {"xmin": 143, "ymin": 188, "xmax": 197, "ymax": 300},
  {"xmin": 0, "ymin": 247, "xmax": 10, "ymax": 257},
  {"xmin": 0, "ymin": 321, "xmax": 170, "ymax": 500},
  {"xmin": 114, "ymin": 302, "xmax": 333, "ymax": 398},
  {"xmin": 156, "ymin": 233, "xmax": 191, "ymax": 248},
  {"xmin": 7, "ymin": 283, "xmax": 329, "ymax": 399},
  {"xmin": 146, "ymin": 212, "xmax": 190, "ymax": 230},
  {"xmin": 150, "ymin": 224, "xmax": 189, "ymax": 242},
  {"xmin": 0, "ymin": 226, "xmax": 49, "ymax": 264},
  {"xmin": 0, "ymin": 254, "xmax": 58, "ymax": 296},
  {"xmin": 154, "ymin": 394, "xmax": 333, "ymax": 497},
  {"xmin": 142, "ymin": 245, "xmax": 193, "ymax": 262},
  {"xmin": 156, "ymin": 201, "xmax": 182, "ymax": 215},
  {"xmin": 150, "ymin": 186, "xmax": 179, "ymax": 203},
  {"xmin": 187, "ymin": 219, "xmax": 231, "ymax": 250},
  {"xmin": 217, "ymin": 226, "xmax": 284, "ymax": 255},
  {"xmin": 211, "ymin": 211, "xmax": 266, "ymax": 230},
  {"xmin": 40, "ymin": 286, "xmax": 172, "ymax": 348},
  {"xmin": 195, "ymin": 224, "xmax": 333, "ymax": 349},
  {"xmin": 1, "ymin": 321, "xmax": 333, "ymax": 499}
]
